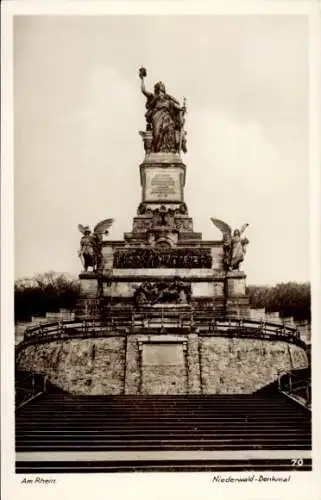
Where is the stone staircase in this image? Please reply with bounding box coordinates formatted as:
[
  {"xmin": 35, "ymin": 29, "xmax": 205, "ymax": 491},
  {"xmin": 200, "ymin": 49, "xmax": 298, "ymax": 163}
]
[{"xmin": 16, "ymin": 391, "xmax": 311, "ymax": 472}]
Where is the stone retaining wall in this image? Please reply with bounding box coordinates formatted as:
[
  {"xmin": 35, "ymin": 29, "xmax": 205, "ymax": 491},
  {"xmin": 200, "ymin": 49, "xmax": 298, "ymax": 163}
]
[
  {"xmin": 16, "ymin": 334, "xmax": 308, "ymax": 395},
  {"xmin": 199, "ymin": 337, "xmax": 307, "ymax": 394},
  {"xmin": 16, "ymin": 337, "xmax": 125, "ymax": 395}
]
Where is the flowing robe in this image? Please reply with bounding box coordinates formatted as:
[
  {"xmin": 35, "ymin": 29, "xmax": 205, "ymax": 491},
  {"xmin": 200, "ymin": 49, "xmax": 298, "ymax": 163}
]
[
  {"xmin": 230, "ymin": 236, "xmax": 246, "ymax": 269},
  {"xmin": 145, "ymin": 93, "xmax": 180, "ymax": 153}
]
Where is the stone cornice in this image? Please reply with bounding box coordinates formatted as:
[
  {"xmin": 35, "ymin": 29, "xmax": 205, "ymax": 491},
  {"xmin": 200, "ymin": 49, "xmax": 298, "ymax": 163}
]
[{"xmin": 79, "ymin": 270, "xmax": 247, "ymax": 281}]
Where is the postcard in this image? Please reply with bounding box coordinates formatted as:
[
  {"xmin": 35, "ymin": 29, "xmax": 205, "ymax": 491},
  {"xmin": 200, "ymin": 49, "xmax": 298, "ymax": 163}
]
[{"xmin": 1, "ymin": 2, "xmax": 320, "ymax": 499}]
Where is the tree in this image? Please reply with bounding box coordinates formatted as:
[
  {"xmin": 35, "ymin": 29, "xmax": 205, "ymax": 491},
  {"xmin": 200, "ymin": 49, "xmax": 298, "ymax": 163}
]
[
  {"xmin": 14, "ymin": 272, "xmax": 80, "ymax": 323},
  {"xmin": 247, "ymin": 282, "xmax": 310, "ymax": 321}
]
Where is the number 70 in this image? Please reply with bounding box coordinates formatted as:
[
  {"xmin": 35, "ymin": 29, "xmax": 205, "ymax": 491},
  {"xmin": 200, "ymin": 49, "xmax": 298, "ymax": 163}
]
[{"xmin": 291, "ymin": 459, "xmax": 304, "ymax": 466}]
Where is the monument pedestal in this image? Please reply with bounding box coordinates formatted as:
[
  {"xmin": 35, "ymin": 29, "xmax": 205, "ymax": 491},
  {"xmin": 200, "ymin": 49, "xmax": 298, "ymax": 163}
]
[
  {"xmin": 140, "ymin": 155, "xmax": 185, "ymax": 206},
  {"xmin": 77, "ymin": 151, "xmax": 249, "ymax": 319}
]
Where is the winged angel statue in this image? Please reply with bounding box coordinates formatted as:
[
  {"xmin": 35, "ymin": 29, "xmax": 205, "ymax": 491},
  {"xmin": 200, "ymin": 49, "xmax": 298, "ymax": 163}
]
[
  {"xmin": 210, "ymin": 218, "xmax": 249, "ymax": 271},
  {"xmin": 78, "ymin": 219, "xmax": 114, "ymax": 272}
]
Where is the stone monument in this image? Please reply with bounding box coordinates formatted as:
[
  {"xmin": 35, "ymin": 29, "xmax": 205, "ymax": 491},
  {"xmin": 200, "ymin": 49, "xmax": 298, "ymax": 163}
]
[
  {"xmin": 16, "ymin": 70, "xmax": 309, "ymax": 398},
  {"xmin": 77, "ymin": 68, "xmax": 250, "ymax": 319}
]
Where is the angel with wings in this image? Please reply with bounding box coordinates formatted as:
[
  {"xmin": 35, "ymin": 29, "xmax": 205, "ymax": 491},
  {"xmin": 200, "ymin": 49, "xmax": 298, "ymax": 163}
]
[
  {"xmin": 78, "ymin": 219, "xmax": 114, "ymax": 272},
  {"xmin": 210, "ymin": 218, "xmax": 249, "ymax": 271}
]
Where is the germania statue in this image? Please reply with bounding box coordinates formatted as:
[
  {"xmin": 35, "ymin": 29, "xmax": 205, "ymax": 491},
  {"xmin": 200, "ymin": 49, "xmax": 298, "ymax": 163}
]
[{"xmin": 139, "ymin": 67, "xmax": 187, "ymax": 154}]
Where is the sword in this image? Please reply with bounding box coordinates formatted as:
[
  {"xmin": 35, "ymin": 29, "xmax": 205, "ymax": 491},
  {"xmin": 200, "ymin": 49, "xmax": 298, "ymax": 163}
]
[{"xmin": 178, "ymin": 97, "xmax": 187, "ymax": 153}]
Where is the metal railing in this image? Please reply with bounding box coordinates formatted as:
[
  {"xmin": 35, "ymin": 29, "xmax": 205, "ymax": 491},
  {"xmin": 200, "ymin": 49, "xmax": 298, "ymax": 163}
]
[
  {"xmin": 278, "ymin": 369, "xmax": 311, "ymax": 409},
  {"xmin": 15, "ymin": 311, "xmax": 307, "ymax": 353},
  {"xmin": 15, "ymin": 372, "xmax": 47, "ymax": 410}
]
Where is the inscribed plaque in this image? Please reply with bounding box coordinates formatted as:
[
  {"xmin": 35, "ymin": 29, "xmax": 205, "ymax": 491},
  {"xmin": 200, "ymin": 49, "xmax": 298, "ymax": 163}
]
[{"xmin": 144, "ymin": 167, "xmax": 182, "ymax": 201}]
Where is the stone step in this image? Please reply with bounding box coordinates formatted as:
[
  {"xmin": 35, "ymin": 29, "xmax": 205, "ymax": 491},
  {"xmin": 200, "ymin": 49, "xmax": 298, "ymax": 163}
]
[
  {"xmin": 33, "ymin": 395, "xmax": 297, "ymax": 401},
  {"xmin": 16, "ymin": 393, "xmax": 311, "ymax": 456},
  {"xmin": 17, "ymin": 433, "xmax": 310, "ymax": 443},
  {"xmin": 16, "ymin": 423, "xmax": 311, "ymax": 431},
  {"xmin": 15, "ymin": 398, "xmax": 305, "ymax": 407},
  {"xmin": 16, "ymin": 443, "xmax": 311, "ymax": 452},
  {"xmin": 16, "ymin": 417, "xmax": 309, "ymax": 425},
  {"xmin": 18, "ymin": 405, "xmax": 305, "ymax": 412}
]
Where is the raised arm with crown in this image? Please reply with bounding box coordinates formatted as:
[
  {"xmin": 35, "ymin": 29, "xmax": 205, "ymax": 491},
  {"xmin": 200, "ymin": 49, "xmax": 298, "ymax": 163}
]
[{"xmin": 139, "ymin": 67, "xmax": 187, "ymax": 154}]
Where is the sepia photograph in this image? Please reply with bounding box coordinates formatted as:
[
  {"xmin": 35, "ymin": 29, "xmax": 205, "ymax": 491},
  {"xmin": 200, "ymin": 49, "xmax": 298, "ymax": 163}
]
[{"xmin": 2, "ymin": 2, "xmax": 321, "ymax": 500}]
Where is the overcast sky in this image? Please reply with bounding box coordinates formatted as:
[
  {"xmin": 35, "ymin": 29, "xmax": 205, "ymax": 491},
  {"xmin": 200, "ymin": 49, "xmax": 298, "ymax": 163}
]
[{"xmin": 14, "ymin": 15, "xmax": 309, "ymax": 285}]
